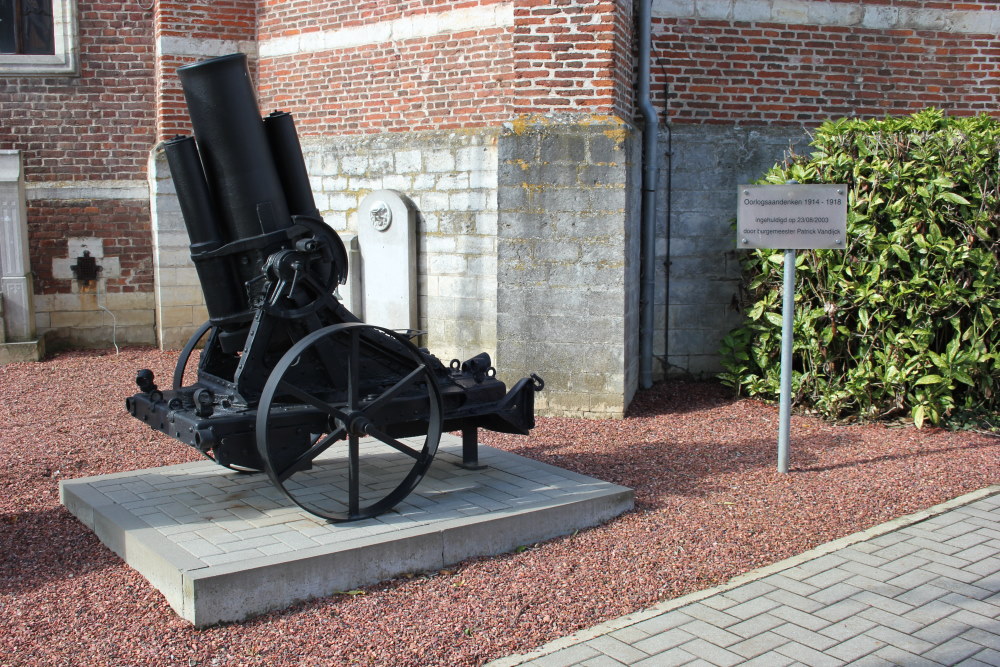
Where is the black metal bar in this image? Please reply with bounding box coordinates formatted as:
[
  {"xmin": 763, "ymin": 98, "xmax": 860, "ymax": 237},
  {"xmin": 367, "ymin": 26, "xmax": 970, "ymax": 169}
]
[{"xmin": 460, "ymin": 427, "xmax": 486, "ymax": 470}]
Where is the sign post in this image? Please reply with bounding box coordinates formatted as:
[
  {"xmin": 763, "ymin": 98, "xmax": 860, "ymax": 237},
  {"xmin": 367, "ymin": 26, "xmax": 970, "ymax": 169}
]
[{"xmin": 737, "ymin": 184, "xmax": 848, "ymax": 472}]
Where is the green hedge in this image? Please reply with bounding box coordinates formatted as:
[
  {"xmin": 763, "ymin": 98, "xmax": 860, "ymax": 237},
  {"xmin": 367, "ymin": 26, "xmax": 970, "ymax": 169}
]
[{"xmin": 720, "ymin": 109, "xmax": 1000, "ymax": 428}]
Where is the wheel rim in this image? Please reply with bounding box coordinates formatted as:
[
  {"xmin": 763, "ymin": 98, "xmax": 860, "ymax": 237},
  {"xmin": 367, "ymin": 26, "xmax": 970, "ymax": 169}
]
[
  {"xmin": 172, "ymin": 320, "xmax": 213, "ymax": 391},
  {"xmin": 256, "ymin": 322, "xmax": 443, "ymax": 521}
]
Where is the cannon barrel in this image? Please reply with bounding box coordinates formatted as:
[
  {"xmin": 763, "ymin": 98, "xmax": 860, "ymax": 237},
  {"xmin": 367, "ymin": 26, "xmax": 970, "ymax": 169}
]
[
  {"xmin": 176, "ymin": 53, "xmax": 292, "ymax": 240},
  {"xmin": 163, "ymin": 135, "xmax": 246, "ymax": 326}
]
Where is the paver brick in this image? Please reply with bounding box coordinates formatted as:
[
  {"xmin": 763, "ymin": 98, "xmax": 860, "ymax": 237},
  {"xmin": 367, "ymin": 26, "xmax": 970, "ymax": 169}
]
[
  {"xmin": 808, "ymin": 581, "xmax": 862, "ymax": 605},
  {"xmin": 774, "ymin": 640, "xmax": 844, "ymax": 667},
  {"xmin": 719, "ymin": 580, "xmax": 776, "ymax": 604},
  {"xmin": 579, "ymin": 655, "xmax": 627, "ymax": 667},
  {"xmin": 678, "ymin": 604, "xmax": 740, "ymax": 632},
  {"xmin": 587, "ymin": 635, "xmax": 649, "ymax": 663},
  {"xmin": 767, "ymin": 605, "xmax": 829, "ymax": 631},
  {"xmin": 762, "ymin": 587, "xmax": 824, "ymax": 613},
  {"xmin": 826, "ymin": 634, "xmax": 886, "ymax": 662},
  {"xmin": 818, "ymin": 614, "xmax": 879, "ymax": 641},
  {"xmin": 674, "ymin": 638, "xmax": 743, "ymax": 667},
  {"xmin": 631, "ymin": 648, "xmax": 695, "ymax": 667},
  {"xmin": 760, "ymin": 572, "xmax": 821, "ymax": 597},
  {"xmin": 530, "ymin": 644, "xmax": 602, "ymax": 667},
  {"xmin": 726, "ymin": 611, "xmax": 784, "ymax": 639},
  {"xmin": 872, "ymin": 646, "xmax": 941, "ymax": 667},
  {"xmin": 771, "ymin": 622, "xmax": 839, "ymax": 651},
  {"xmin": 962, "ymin": 626, "xmax": 1000, "ymax": 650},
  {"xmin": 676, "ymin": 618, "xmax": 743, "ymax": 648},
  {"xmin": 630, "ymin": 611, "xmax": 695, "ymax": 636},
  {"xmin": 858, "ymin": 607, "xmax": 925, "ymax": 635},
  {"xmin": 606, "ymin": 626, "xmax": 650, "ymax": 645},
  {"xmin": 722, "ymin": 596, "xmax": 781, "ymax": 620},
  {"xmin": 854, "ymin": 590, "xmax": 915, "ymax": 615},
  {"xmin": 865, "ymin": 626, "xmax": 936, "ymax": 654},
  {"xmin": 922, "ymin": 636, "xmax": 984, "ymax": 665},
  {"xmin": 727, "ymin": 631, "xmax": 789, "ymax": 659},
  {"xmin": 631, "ymin": 627, "xmax": 696, "ymax": 655}
]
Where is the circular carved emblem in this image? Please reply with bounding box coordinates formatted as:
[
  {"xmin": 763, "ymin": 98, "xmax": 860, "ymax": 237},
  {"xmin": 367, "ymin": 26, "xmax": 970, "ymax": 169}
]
[{"xmin": 370, "ymin": 201, "xmax": 392, "ymax": 232}]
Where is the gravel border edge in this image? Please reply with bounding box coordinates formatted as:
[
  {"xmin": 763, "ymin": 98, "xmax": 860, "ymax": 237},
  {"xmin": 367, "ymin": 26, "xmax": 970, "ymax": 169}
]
[{"xmin": 488, "ymin": 484, "xmax": 1000, "ymax": 667}]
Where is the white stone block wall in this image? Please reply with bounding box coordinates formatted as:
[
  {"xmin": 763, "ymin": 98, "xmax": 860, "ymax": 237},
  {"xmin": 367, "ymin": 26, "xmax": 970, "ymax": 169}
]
[
  {"xmin": 302, "ymin": 130, "xmax": 500, "ymax": 365},
  {"xmin": 148, "ymin": 150, "xmax": 208, "ymax": 350}
]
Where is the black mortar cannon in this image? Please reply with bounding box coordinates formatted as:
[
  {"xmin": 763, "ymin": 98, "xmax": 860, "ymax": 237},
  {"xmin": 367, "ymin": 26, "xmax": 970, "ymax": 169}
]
[{"xmin": 126, "ymin": 53, "xmax": 543, "ymax": 522}]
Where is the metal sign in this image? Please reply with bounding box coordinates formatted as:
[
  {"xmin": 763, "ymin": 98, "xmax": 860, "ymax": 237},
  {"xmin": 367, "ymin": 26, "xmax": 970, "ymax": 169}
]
[{"xmin": 737, "ymin": 184, "xmax": 848, "ymax": 249}]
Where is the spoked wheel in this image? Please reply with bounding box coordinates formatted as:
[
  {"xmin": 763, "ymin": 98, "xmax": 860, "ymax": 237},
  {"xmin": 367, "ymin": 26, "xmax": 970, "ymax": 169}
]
[
  {"xmin": 255, "ymin": 322, "xmax": 443, "ymax": 522},
  {"xmin": 172, "ymin": 320, "xmax": 213, "ymax": 391}
]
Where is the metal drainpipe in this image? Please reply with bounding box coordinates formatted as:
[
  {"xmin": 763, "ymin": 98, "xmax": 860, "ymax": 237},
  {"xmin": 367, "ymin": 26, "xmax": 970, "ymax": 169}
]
[{"xmin": 637, "ymin": 0, "xmax": 658, "ymax": 390}]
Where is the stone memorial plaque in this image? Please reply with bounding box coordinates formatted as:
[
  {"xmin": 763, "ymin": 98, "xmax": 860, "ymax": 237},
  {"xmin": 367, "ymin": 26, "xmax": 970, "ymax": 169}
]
[
  {"xmin": 737, "ymin": 184, "xmax": 848, "ymax": 250},
  {"xmin": 358, "ymin": 190, "xmax": 417, "ymax": 331}
]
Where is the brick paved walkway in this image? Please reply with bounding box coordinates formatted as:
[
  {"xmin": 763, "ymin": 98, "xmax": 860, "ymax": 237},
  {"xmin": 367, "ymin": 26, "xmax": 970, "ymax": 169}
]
[{"xmin": 492, "ymin": 487, "xmax": 1000, "ymax": 667}]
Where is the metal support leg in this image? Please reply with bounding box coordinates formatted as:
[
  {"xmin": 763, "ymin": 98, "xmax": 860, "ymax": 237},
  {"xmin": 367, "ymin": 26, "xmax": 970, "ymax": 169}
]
[{"xmin": 459, "ymin": 427, "xmax": 487, "ymax": 470}]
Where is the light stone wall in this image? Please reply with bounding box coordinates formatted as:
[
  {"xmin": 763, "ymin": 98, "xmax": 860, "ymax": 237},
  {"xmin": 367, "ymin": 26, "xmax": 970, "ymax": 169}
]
[
  {"xmin": 34, "ymin": 291, "xmax": 156, "ymax": 348},
  {"xmin": 664, "ymin": 124, "xmax": 808, "ymax": 377},
  {"xmin": 148, "ymin": 150, "xmax": 208, "ymax": 350},
  {"xmin": 496, "ymin": 117, "xmax": 638, "ymax": 418},
  {"xmin": 302, "ymin": 130, "xmax": 500, "ymax": 364}
]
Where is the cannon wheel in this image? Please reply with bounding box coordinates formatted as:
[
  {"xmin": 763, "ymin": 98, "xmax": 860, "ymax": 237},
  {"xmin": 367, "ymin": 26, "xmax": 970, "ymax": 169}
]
[
  {"xmin": 172, "ymin": 320, "xmax": 213, "ymax": 391},
  {"xmin": 255, "ymin": 322, "xmax": 443, "ymax": 522}
]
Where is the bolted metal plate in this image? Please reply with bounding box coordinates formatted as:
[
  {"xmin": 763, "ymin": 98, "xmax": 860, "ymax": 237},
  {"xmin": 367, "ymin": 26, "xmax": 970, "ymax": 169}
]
[{"xmin": 737, "ymin": 184, "xmax": 848, "ymax": 250}]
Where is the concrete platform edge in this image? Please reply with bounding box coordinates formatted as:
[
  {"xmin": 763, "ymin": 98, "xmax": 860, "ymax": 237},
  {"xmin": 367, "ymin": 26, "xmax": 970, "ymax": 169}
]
[
  {"xmin": 59, "ymin": 444, "xmax": 635, "ymax": 628},
  {"xmin": 488, "ymin": 483, "xmax": 1000, "ymax": 667}
]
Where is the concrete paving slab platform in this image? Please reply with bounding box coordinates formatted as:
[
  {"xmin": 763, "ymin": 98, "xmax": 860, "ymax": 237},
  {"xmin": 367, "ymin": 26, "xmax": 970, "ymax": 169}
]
[{"xmin": 60, "ymin": 434, "xmax": 633, "ymax": 627}]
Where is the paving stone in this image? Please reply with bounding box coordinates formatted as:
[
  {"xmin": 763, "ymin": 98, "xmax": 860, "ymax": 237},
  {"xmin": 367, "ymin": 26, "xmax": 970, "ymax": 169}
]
[
  {"xmin": 673, "ymin": 638, "xmax": 743, "ymax": 667},
  {"xmin": 725, "ymin": 611, "xmax": 784, "ymax": 639},
  {"xmin": 767, "ymin": 605, "xmax": 830, "ymax": 631},
  {"xmin": 774, "ymin": 640, "xmax": 844, "ymax": 667},
  {"xmin": 914, "ymin": 616, "xmax": 974, "ymax": 644},
  {"xmin": 825, "ymin": 634, "xmax": 886, "ymax": 662},
  {"xmin": 723, "ymin": 596, "xmax": 781, "ymax": 620},
  {"xmin": 760, "ymin": 573, "xmax": 821, "ymax": 597},
  {"xmin": 631, "ymin": 648, "xmax": 695, "ymax": 667},
  {"xmin": 681, "ymin": 602, "xmax": 740, "ymax": 628},
  {"xmin": 771, "ymin": 622, "xmax": 838, "ymax": 651},
  {"xmin": 922, "ymin": 636, "xmax": 984, "ymax": 666},
  {"xmin": 606, "ymin": 625, "xmax": 650, "ymax": 645},
  {"xmin": 675, "ymin": 618, "xmax": 743, "ymax": 648},
  {"xmin": 630, "ymin": 611, "xmax": 696, "ymax": 636},
  {"xmin": 586, "ymin": 636, "xmax": 649, "ymax": 663},
  {"xmin": 579, "ymin": 655, "xmax": 627, "ymax": 667},
  {"xmin": 813, "ymin": 598, "xmax": 868, "ymax": 624},
  {"xmin": 808, "ymin": 581, "xmax": 862, "ymax": 606},
  {"xmin": 528, "ymin": 644, "xmax": 602, "ymax": 667},
  {"xmin": 727, "ymin": 631, "xmax": 789, "ymax": 659},
  {"xmin": 632, "ymin": 627, "xmax": 696, "ymax": 655},
  {"xmin": 865, "ymin": 626, "xmax": 935, "ymax": 654},
  {"xmin": 762, "ymin": 588, "xmax": 825, "ymax": 613}
]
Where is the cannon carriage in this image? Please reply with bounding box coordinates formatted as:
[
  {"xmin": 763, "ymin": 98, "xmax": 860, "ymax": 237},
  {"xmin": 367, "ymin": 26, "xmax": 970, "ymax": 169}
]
[{"xmin": 126, "ymin": 53, "xmax": 542, "ymax": 522}]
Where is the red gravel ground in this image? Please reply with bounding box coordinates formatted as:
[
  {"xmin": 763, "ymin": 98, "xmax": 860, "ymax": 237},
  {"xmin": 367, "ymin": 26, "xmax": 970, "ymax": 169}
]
[{"xmin": 2, "ymin": 348, "xmax": 998, "ymax": 666}]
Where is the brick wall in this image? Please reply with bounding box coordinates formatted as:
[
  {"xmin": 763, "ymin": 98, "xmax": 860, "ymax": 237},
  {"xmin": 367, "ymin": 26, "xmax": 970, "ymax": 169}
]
[
  {"xmin": 0, "ymin": 2, "xmax": 158, "ymax": 348},
  {"xmin": 512, "ymin": 0, "xmax": 633, "ymax": 118},
  {"xmin": 257, "ymin": 3, "xmax": 514, "ymax": 133},
  {"xmin": 155, "ymin": 1, "xmax": 257, "ymax": 139},
  {"xmin": 0, "ymin": 4, "xmax": 155, "ymax": 181},
  {"xmin": 652, "ymin": 0, "xmax": 1000, "ymax": 125},
  {"xmin": 652, "ymin": 0, "xmax": 1000, "ymax": 378}
]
